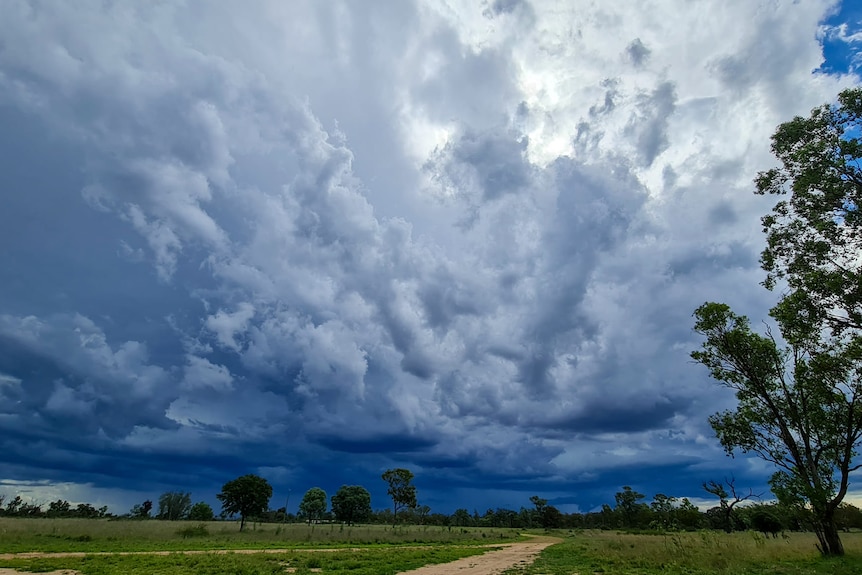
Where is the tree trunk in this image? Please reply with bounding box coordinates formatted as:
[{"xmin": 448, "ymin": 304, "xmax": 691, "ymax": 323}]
[
  {"xmin": 813, "ymin": 512, "xmax": 844, "ymax": 556},
  {"xmin": 239, "ymin": 514, "xmax": 246, "ymax": 531}
]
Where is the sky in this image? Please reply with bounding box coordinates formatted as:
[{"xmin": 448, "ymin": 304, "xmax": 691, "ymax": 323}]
[{"xmin": 0, "ymin": 0, "xmax": 861, "ymax": 517}]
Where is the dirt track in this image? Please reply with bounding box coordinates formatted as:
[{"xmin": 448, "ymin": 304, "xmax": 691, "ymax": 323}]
[
  {"xmin": 396, "ymin": 536, "xmax": 561, "ymax": 575},
  {"xmin": 0, "ymin": 535, "xmax": 562, "ymax": 575}
]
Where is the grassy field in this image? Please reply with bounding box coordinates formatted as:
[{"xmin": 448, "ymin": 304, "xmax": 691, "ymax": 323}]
[
  {"xmin": 0, "ymin": 546, "xmax": 493, "ymax": 574},
  {"xmin": 506, "ymin": 529, "xmax": 862, "ymax": 575},
  {"xmin": 0, "ymin": 517, "xmax": 518, "ymax": 553}
]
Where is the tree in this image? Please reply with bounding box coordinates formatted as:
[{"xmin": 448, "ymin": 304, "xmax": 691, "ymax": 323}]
[
  {"xmin": 692, "ymin": 302, "xmax": 862, "ymax": 556},
  {"xmin": 216, "ymin": 474, "xmax": 272, "ymax": 531},
  {"xmin": 157, "ymin": 491, "xmax": 192, "ymax": 521},
  {"xmin": 331, "ymin": 485, "xmax": 371, "ymax": 525},
  {"xmin": 298, "ymin": 487, "xmax": 327, "ymax": 524},
  {"xmin": 381, "ymin": 468, "xmax": 417, "ymax": 526},
  {"xmin": 130, "ymin": 499, "xmax": 153, "ymax": 519},
  {"xmin": 47, "ymin": 499, "xmax": 71, "ymax": 518},
  {"xmin": 757, "ymin": 88, "xmax": 862, "ymax": 335},
  {"xmin": 188, "ymin": 501, "xmax": 214, "ymax": 521},
  {"xmin": 691, "ymin": 89, "xmax": 862, "ymax": 557},
  {"xmin": 702, "ymin": 477, "xmax": 761, "ymax": 533},
  {"xmin": 614, "ymin": 486, "xmax": 646, "ymax": 528}
]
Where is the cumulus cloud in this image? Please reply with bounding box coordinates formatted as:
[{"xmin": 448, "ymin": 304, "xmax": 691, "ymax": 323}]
[{"xmin": 0, "ymin": 0, "xmax": 858, "ymax": 512}]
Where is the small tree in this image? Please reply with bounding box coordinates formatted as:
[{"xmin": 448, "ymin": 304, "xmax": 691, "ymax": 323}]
[
  {"xmin": 381, "ymin": 468, "xmax": 417, "ymax": 526},
  {"xmin": 298, "ymin": 487, "xmax": 327, "ymax": 524},
  {"xmin": 331, "ymin": 485, "xmax": 372, "ymax": 525},
  {"xmin": 188, "ymin": 501, "xmax": 215, "ymax": 521},
  {"xmin": 216, "ymin": 474, "xmax": 272, "ymax": 531},
  {"xmin": 157, "ymin": 491, "xmax": 192, "ymax": 521},
  {"xmin": 130, "ymin": 499, "xmax": 153, "ymax": 519}
]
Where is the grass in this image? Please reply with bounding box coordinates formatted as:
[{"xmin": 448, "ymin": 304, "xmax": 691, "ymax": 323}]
[
  {"xmin": 0, "ymin": 517, "xmax": 519, "ymax": 553},
  {"xmin": 0, "ymin": 546, "xmax": 494, "ymax": 574},
  {"xmin": 505, "ymin": 529, "xmax": 862, "ymax": 575}
]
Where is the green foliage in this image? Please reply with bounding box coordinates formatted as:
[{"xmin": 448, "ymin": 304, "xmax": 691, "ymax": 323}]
[
  {"xmin": 331, "ymin": 485, "xmax": 372, "ymax": 525},
  {"xmin": 756, "ymin": 87, "xmax": 862, "ymax": 334},
  {"xmin": 188, "ymin": 501, "xmax": 215, "ymax": 522},
  {"xmin": 614, "ymin": 486, "xmax": 648, "ymax": 528},
  {"xmin": 157, "ymin": 491, "xmax": 192, "ymax": 521},
  {"xmin": 298, "ymin": 487, "xmax": 327, "ymax": 523},
  {"xmin": 692, "ymin": 301, "xmax": 862, "ymax": 555},
  {"xmin": 381, "ymin": 468, "xmax": 417, "ymax": 525},
  {"xmin": 129, "ymin": 499, "xmax": 153, "ymax": 519},
  {"xmin": 216, "ymin": 474, "xmax": 273, "ymax": 531}
]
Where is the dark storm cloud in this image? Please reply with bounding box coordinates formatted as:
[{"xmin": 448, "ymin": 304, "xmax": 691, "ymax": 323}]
[
  {"xmin": 315, "ymin": 433, "xmax": 438, "ymax": 454},
  {"xmin": 0, "ymin": 0, "xmax": 853, "ymax": 515}
]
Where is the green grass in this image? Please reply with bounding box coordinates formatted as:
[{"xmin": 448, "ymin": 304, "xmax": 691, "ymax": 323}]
[
  {"xmin": 505, "ymin": 530, "xmax": 862, "ymax": 575},
  {"xmin": 0, "ymin": 518, "xmax": 519, "ymax": 553},
  {"xmin": 0, "ymin": 546, "xmax": 494, "ymax": 575}
]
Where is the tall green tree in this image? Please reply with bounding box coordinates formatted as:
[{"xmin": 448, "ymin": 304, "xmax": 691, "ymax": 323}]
[
  {"xmin": 216, "ymin": 474, "xmax": 272, "ymax": 531},
  {"xmin": 298, "ymin": 487, "xmax": 327, "ymax": 524},
  {"xmin": 692, "ymin": 88, "xmax": 862, "ymax": 557},
  {"xmin": 614, "ymin": 486, "xmax": 646, "ymax": 528},
  {"xmin": 330, "ymin": 485, "xmax": 371, "ymax": 525},
  {"xmin": 381, "ymin": 468, "xmax": 417, "ymax": 525},
  {"xmin": 692, "ymin": 302, "xmax": 862, "ymax": 556},
  {"xmin": 157, "ymin": 491, "xmax": 192, "ymax": 521}
]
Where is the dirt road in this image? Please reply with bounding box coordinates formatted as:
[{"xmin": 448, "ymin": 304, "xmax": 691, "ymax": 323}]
[{"xmin": 396, "ymin": 535, "xmax": 561, "ymax": 575}]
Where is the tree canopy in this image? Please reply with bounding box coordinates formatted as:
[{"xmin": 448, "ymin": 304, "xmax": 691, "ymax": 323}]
[
  {"xmin": 298, "ymin": 487, "xmax": 327, "ymax": 524},
  {"xmin": 216, "ymin": 474, "xmax": 272, "ymax": 531},
  {"xmin": 381, "ymin": 468, "xmax": 417, "ymax": 525},
  {"xmin": 157, "ymin": 491, "xmax": 191, "ymax": 521},
  {"xmin": 692, "ymin": 88, "xmax": 862, "ymax": 557},
  {"xmin": 331, "ymin": 485, "xmax": 372, "ymax": 525}
]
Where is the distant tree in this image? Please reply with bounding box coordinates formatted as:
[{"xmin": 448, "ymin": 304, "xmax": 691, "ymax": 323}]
[
  {"xmin": 416, "ymin": 504, "xmax": 431, "ymax": 524},
  {"xmin": 157, "ymin": 491, "xmax": 192, "ymax": 521},
  {"xmin": 614, "ymin": 486, "xmax": 646, "ymax": 528},
  {"xmin": 650, "ymin": 494, "xmax": 677, "ymax": 530},
  {"xmin": 702, "ymin": 477, "xmax": 761, "ymax": 533},
  {"xmin": 47, "ymin": 499, "xmax": 71, "ymax": 518},
  {"xmin": 130, "ymin": 499, "xmax": 153, "ymax": 519},
  {"xmin": 330, "ymin": 485, "xmax": 371, "ymax": 526},
  {"xmin": 74, "ymin": 503, "xmax": 100, "ymax": 519},
  {"xmin": 5, "ymin": 496, "xmax": 22, "ymax": 516},
  {"xmin": 529, "ymin": 496, "xmax": 547, "ymax": 517},
  {"xmin": 216, "ymin": 474, "xmax": 273, "ymax": 531},
  {"xmin": 298, "ymin": 487, "xmax": 327, "ymax": 524},
  {"xmin": 748, "ymin": 505, "xmax": 785, "ymax": 538},
  {"xmin": 381, "ymin": 468, "xmax": 417, "ymax": 526},
  {"xmin": 451, "ymin": 508, "xmax": 471, "ymax": 527},
  {"xmin": 188, "ymin": 501, "xmax": 215, "ymax": 522}
]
